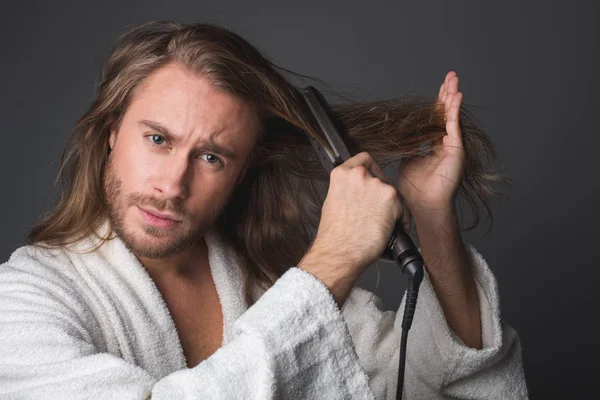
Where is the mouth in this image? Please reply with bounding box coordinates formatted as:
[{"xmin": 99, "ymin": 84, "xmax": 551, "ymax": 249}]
[{"xmin": 137, "ymin": 206, "xmax": 182, "ymax": 228}]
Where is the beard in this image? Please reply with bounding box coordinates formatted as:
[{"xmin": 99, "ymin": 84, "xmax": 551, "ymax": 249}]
[{"xmin": 102, "ymin": 155, "xmax": 219, "ymax": 259}]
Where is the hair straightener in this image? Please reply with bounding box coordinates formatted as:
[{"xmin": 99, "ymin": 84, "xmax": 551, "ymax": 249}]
[{"xmin": 302, "ymin": 86, "xmax": 425, "ymax": 400}]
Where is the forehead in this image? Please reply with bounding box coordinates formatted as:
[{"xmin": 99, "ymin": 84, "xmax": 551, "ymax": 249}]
[{"xmin": 126, "ymin": 62, "xmax": 259, "ymax": 152}]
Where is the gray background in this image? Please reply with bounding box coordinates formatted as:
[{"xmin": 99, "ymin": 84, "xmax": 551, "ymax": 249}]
[{"xmin": 2, "ymin": 0, "xmax": 597, "ymax": 398}]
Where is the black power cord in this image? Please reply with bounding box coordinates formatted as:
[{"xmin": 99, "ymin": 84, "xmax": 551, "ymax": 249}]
[{"xmin": 396, "ymin": 259, "xmax": 424, "ymax": 400}]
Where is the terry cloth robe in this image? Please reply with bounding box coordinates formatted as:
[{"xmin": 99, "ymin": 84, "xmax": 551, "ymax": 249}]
[{"xmin": 0, "ymin": 221, "xmax": 529, "ymax": 399}]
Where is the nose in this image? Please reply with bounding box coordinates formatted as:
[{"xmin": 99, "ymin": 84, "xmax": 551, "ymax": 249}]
[{"xmin": 153, "ymin": 155, "xmax": 190, "ymax": 200}]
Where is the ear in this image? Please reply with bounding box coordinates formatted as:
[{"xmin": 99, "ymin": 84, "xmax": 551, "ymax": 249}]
[
  {"xmin": 236, "ymin": 164, "xmax": 248, "ymax": 187},
  {"xmin": 235, "ymin": 144, "xmax": 257, "ymax": 187},
  {"xmin": 108, "ymin": 128, "xmax": 117, "ymax": 150}
]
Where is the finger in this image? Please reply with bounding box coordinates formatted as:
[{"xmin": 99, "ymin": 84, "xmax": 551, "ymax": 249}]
[
  {"xmin": 445, "ymin": 75, "xmax": 459, "ymax": 116},
  {"xmin": 401, "ymin": 203, "xmax": 412, "ymax": 233},
  {"xmin": 398, "ymin": 194, "xmax": 412, "ymax": 233},
  {"xmin": 440, "ymin": 71, "xmax": 457, "ymax": 104},
  {"xmin": 340, "ymin": 151, "xmax": 372, "ymax": 169},
  {"xmin": 369, "ymin": 163, "xmax": 388, "ymax": 184},
  {"xmin": 342, "ymin": 152, "xmax": 387, "ymax": 182},
  {"xmin": 446, "ymin": 92, "xmax": 464, "ymax": 144},
  {"xmin": 437, "ymin": 82, "xmax": 445, "ymax": 104},
  {"xmin": 390, "ymin": 192, "xmax": 411, "ymax": 234}
]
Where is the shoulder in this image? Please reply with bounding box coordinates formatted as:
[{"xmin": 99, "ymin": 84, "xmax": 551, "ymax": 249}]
[
  {"xmin": 2, "ymin": 244, "xmax": 76, "ymax": 282},
  {"xmin": 0, "ymin": 242, "xmax": 99, "ymax": 320},
  {"xmin": 1, "ymin": 223, "xmax": 117, "ymax": 287}
]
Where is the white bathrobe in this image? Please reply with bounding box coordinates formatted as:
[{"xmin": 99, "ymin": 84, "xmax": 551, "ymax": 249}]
[{"xmin": 0, "ymin": 222, "xmax": 528, "ymax": 399}]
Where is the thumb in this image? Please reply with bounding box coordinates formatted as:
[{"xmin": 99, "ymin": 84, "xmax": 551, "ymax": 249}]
[{"xmin": 398, "ymin": 192, "xmax": 412, "ymax": 234}]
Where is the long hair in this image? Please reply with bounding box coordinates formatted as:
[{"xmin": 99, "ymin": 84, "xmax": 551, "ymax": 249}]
[{"xmin": 27, "ymin": 21, "xmax": 510, "ymax": 307}]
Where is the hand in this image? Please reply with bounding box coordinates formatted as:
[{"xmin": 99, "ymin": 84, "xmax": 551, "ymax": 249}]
[
  {"xmin": 397, "ymin": 71, "xmax": 465, "ymax": 216},
  {"xmin": 299, "ymin": 152, "xmax": 407, "ymax": 306},
  {"xmin": 395, "ymin": 73, "xmax": 482, "ymax": 347}
]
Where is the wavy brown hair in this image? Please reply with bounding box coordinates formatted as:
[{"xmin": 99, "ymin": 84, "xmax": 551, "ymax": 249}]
[{"xmin": 27, "ymin": 20, "xmax": 510, "ymax": 307}]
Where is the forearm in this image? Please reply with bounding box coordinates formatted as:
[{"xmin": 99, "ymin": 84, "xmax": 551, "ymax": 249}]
[{"xmin": 412, "ymin": 205, "xmax": 482, "ymax": 349}]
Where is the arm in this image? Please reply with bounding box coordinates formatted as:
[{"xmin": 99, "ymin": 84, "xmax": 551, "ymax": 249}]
[
  {"xmin": 0, "ymin": 248, "xmax": 374, "ymax": 400},
  {"xmin": 340, "ymin": 245, "xmax": 529, "ymax": 400},
  {"xmin": 412, "ymin": 205, "xmax": 482, "ymax": 349}
]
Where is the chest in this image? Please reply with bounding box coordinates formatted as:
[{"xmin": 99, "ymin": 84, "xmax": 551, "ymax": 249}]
[{"xmin": 159, "ymin": 275, "xmax": 224, "ymax": 368}]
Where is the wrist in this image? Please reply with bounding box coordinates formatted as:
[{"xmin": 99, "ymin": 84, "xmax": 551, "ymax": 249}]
[
  {"xmin": 412, "ymin": 204, "xmax": 466, "ymax": 266},
  {"xmin": 298, "ymin": 250, "xmax": 360, "ymax": 308},
  {"xmin": 412, "ymin": 204, "xmax": 459, "ymax": 234}
]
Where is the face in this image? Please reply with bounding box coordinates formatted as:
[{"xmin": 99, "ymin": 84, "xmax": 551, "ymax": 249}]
[{"xmin": 104, "ymin": 62, "xmax": 259, "ymax": 260}]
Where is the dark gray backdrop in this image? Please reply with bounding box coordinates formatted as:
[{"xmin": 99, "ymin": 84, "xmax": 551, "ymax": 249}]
[{"xmin": 2, "ymin": 1, "xmax": 597, "ymax": 398}]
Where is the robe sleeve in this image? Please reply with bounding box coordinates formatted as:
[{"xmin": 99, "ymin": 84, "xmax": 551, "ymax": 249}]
[{"xmin": 340, "ymin": 244, "xmax": 530, "ymax": 399}]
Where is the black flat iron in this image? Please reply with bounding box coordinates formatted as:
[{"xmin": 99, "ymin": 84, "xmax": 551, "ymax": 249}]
[{"xmin": 303, "ymin": 85, "xmax": 425, "ymax": 400}]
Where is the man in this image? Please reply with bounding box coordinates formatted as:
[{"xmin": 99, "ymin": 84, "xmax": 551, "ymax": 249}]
[{"xmin": 0, "ymin": 21, "xmax": 528, "ymax": 399}]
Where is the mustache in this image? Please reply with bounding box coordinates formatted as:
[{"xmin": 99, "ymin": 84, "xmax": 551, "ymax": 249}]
[{"xmin": 128, "ymin": 193, "xmax": 192, "ymax": 220}]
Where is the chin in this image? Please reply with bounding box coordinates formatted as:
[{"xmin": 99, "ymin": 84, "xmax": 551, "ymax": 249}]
[
  {"xmin": 121, "ymin": 227, "xmax": 190, "ymax": 260},
  {"xmin": 125, "ymin": 213, "xmax": 201, "ymax": 258}
]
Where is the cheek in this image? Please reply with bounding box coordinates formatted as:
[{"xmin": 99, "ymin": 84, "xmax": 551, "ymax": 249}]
[
  {"xmin": 215, "ymin": 172, "xmax": 241, "ymax": 202},
  {"xmin": 118, "ymin": 146, "xmax": 155, "ymax": 190},
  {"xmin": 190, "ymin": 174, "xmax": 236, "ymax": 207}
]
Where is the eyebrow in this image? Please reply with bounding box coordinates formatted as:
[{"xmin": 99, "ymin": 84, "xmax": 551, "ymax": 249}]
[{"xmin": 137, "ymin": 119, "xmax": 238, "ymax": 160}]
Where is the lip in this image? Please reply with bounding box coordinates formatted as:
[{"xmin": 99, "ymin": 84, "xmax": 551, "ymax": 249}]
[
  {"xmin": 138, "ymin": 206, "xmax": 182, "ymax": 228},
  {"xmin": 139, "ymin": 206, "xmax": 181, "ymax": 222}
]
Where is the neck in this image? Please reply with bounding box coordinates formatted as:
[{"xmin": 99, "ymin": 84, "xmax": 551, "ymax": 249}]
[{"xmin": 138, "ymin": 237, "xmax": 210, "ymax": 284}]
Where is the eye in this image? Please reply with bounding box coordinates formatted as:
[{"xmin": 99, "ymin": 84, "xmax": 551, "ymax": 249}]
[
  {"xmin": 199, "ymin": 153, "xmax": 223, "ymax": 165},
  {"xmin": 149, "ymin": 134, "xmax": 166, "ymax": 146}
]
